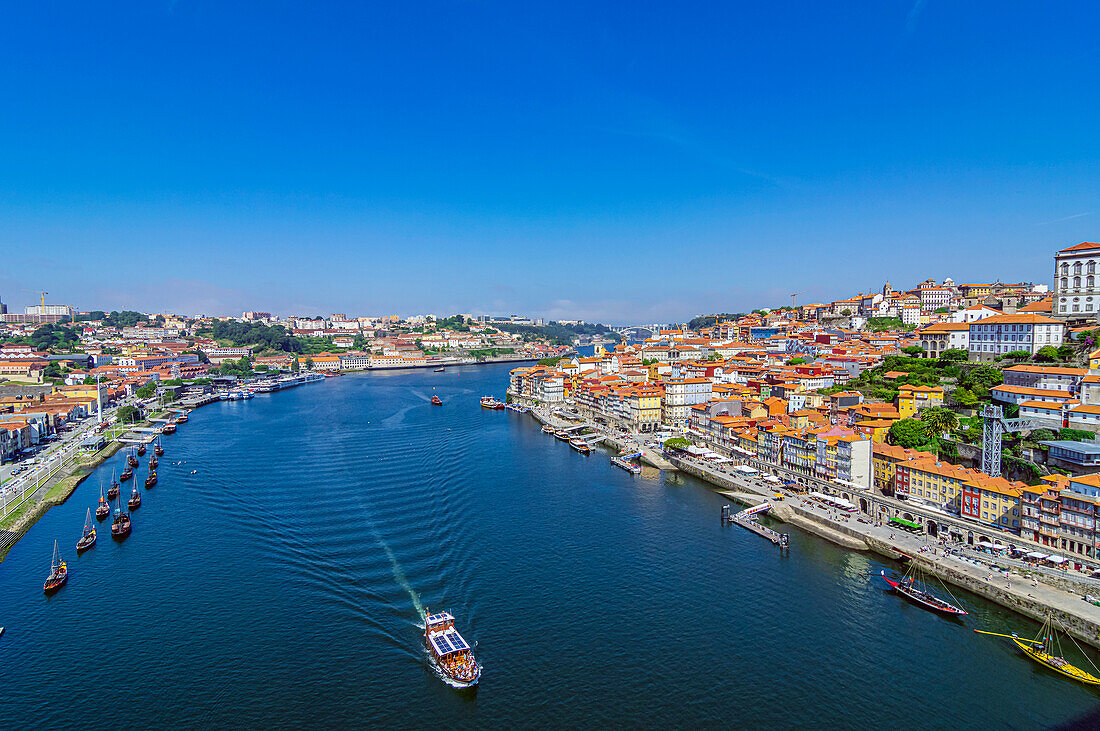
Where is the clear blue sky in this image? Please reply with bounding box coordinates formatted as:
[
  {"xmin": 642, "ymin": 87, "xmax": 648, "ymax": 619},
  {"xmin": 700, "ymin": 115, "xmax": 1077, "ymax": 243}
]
[{"xmin": 1, "ymin": 2, "xmax": 1097, "ymax": 323}]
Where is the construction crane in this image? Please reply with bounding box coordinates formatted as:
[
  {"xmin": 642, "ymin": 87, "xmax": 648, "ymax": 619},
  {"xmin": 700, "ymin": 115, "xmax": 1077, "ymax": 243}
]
[
  {"xmin": 22, "ymin": 289, "xmax": 48, "ymax": 308},
  {"xmin": 791, "ymin": 291, "xmax": 806, "ymax": 309}
]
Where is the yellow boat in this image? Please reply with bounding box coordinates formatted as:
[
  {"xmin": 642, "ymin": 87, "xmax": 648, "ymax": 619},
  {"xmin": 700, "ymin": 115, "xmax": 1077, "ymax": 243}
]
[
  {"xmin": 1011, "ymin": 637, "xmax": 1100, "ymax": 685},
  {"xmin": 975, "ymin": 614, "xmax": 1100, "ymax": 686}
]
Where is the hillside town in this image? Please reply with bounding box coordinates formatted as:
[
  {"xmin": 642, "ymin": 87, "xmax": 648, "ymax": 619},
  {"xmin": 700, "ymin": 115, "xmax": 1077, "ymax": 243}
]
[
  {"xmin": 0, "ymin": 307, "xmax": 580, "ymax": 464},
  {"xmin": 507, "ymin": 241, "xmax": 1100, "ymax": 567}
]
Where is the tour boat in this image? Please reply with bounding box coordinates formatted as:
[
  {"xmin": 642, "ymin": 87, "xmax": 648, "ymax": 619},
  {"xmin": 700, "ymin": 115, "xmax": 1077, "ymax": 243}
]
[
  {"xmin": 154, "ymin": 443, "xmax": 164, "ymax": 457},
  {"xmin": 541, "ymin": 424, "xmax": 556, "ymax": 434},
  {"xmin": 569, "ymin": 438, "xmax": 591, "ymax": 454},
  {"xmin": 880, "ymin": 570, "xmax": 967, "ymax": 616},
  {"xmin": 431, "ymin": 395, "xmax": 443, "ymax": 406},
  {"xmin": 554, "ymin": 430, "xmax": 572, "ymax": 442},
  {"xmin": 128, "ymin": 486, "xmax": 142, "ymax": 510},
  {"xmin": 145, "ymin": 472, "xmax": 157, "ymax": 488},
  {"xmin": 424, "ymin": 610, "xmax": 480, "ymax": 688},
  {"xmin": 43, "ymin": 541, "xmax": 68, "ymax": 593},
  {"xmin": 111, "ymin": 499, "xmax": 132, "ymax": 541},
  {"xmin": 612, "ymin": 456, "xmax": 643, "ymax": 474},
  {"xmin": 976, "ymin": 615, "xmax": 1100, "ymax": 686},
  {"xmin": 162, "ymin": 423, "xmax": 177, "ymax": 434},
  {"xmin": 176, "ymin": 413, "xmax": 189, "ymax": 423},
  {"xmin": 480, "ymin": 396, "xmax": 497, "ymax": 409},
  {"xmin": 119, "ymin": 468, "xmax": 133, "ymax": 482},
  {"xmin": 76, "ymin": 509, "xmax": 97, "ymax": 552},
  {"xmin": 137, "ymin": 443, "xmax": 146, "ymax": 457},
  {"xmin": 96, "ymin": 486, "xmax": 111, "ymax": 520}
]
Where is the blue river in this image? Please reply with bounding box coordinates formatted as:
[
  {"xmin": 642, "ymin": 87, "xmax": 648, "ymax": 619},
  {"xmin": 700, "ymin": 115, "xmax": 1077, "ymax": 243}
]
[{"xmin": 1, "ymin": 363, "xmax": 1098, "ymax": 728}]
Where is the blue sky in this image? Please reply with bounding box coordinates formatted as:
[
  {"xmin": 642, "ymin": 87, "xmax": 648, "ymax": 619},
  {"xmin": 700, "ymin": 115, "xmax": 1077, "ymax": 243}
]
[{"xmin": 1, "ymin": 2, "xmax": 1097, "ymax": 323}]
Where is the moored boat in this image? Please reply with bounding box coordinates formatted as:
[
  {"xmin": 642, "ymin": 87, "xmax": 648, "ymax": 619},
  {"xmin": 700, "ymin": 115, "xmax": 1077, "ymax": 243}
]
[
  {"xmin": 154, "ymin": 442, "xmax": 164, "ymax": 457},
  {"xmin": 162, "ymin": 423, "xmax": 176, "ymax": 434},
  {"xmin": 424, "ymin": 610, "xmax": 480, "ymax": 688},
  {"xmin": 554, "ymin": 430, "xmax": 572, "ymax": 442},
  {"xmin": 107, "ymin": 478, "xmax": 120, "ymax": 500},
  {"xmin": 127, "ymin": 453, "xmax": 139, "ymax": 468},
  {"xmin": 434, "ymin": 366, "xmax": 445, "ymax": 372},
  {"xmin": 128, "ymin": 486, "xmax": 142, "ymax": 510},
  {"xmin": 541, "ymin": 424, "xmax": 556, "ymax": 434},
  {"xmin": 431, "ymin": 395, "xmax": 443, "ymax": 406},
  {"xmin": 145, "ymin": 471, "xmax": 157, "ymax": 488},
  {"xmin": 111, "ymin": 498, "xmax": 132, "ymax": 541},
  {"xmin": 137, "ymin": 443, "xmax": 146, "ymax": 457},
  {"xmin": 96, "ymin": 486, "xmax": 111, "ymax": 520},
  {"xmin": 76, "ymin": 509, "xmax": 97, "ymax": 552},
  {"xmin": 612, "ymin": 456, "xmax": 642, "ymax": 474},
  {"xmin": 569, "ymin": 438, "xmax": 591, "ymax": 454},
  {"xmin": 975, "ymin": 614, "xmax": 1100, "ymax": 686},
  {"xmin": 43, "ymin": 541, "xmax": 68, "ymax": 593},
  {"xmin": 175, "ymin": 413, "xmax": 189, "ymax": 423},
  {"xmin": 480, "ymin": 396, "xmax": 497, "ymax": 409},
  {"xmin": 149, "ymin": 456, "xmax": 158, "ymax": 470},
  {"xmin": 880, "ymin": 570, "xmax": 967, "ymax": 616},
  {"xmin": 119, "ymin": 468, "xmax": 133, "ymax": 482}
]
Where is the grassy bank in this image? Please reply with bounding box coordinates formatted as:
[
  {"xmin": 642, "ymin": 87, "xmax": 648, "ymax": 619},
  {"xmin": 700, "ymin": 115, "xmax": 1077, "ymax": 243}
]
[{"xmin": 0, "ymin": 440, "xmax": 122, "ymax": 562}]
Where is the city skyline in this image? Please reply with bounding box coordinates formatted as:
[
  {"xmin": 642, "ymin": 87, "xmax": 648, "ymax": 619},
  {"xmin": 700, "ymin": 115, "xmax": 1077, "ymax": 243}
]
[{"xmin": 2, "ymin": 2, "xmax": 1098, "ymax": 320}]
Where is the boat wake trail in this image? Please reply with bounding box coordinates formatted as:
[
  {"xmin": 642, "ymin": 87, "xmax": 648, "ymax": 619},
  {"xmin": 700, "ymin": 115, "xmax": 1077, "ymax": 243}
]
[{"xmin": 369, "ymin": 520, "xmax": 425, "ymax": 621}]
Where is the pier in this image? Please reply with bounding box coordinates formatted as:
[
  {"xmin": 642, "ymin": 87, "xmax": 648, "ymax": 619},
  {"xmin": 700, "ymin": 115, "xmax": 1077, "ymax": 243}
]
[{"xmin": 722, "ymin": 503, "xmax": 789, "ymax": 549}]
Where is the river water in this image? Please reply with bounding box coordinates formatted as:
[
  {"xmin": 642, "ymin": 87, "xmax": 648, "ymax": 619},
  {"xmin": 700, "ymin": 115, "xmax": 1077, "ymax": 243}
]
[{"xmin": 2, "ymin": 363, "xmax": 1098, "ymax": 728}]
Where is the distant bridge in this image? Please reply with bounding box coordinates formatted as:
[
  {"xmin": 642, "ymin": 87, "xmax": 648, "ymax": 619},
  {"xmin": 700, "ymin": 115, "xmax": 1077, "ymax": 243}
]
[{"xmin": 609, "ymin": 324, "xmax": 659, "ymax": 339}]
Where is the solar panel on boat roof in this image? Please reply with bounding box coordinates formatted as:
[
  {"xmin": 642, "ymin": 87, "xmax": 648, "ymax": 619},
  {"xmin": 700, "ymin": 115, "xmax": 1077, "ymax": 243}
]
[
  {"xmin": 448, "ymin": 633, "xmax": 469, "ymax": 652},
  {"xmin": 433, "ymin": 633, "xmax": 454, "ymax": 654}
]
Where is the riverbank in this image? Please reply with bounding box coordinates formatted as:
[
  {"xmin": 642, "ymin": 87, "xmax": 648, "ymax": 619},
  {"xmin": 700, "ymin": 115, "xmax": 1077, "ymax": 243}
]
[
  {"xmin": 526, "ymin": 407, "xmax": 674, "ymax": 470},
  {"xmin": 0, "ymin": 440, "xmax": 123, "ymax": 562},
  {"xmin": 675, "ymin": 453, "xmax": 1100, "ymax": 649}
]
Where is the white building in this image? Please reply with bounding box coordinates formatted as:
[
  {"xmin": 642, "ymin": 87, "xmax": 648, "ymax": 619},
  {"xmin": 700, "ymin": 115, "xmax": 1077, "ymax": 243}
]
[
  {"xmin": 662, "ymin": 378, "xmax": 713, "ymax": 428},
  {"xmin": 918, "ymin": 322, "xmax": 970, "ymax": 357},
  {"xmin": 1053, "ymin": 241, "xmax": 1100, "ymax": 320},
  {"xmin": 967, "ymin": 314, "xmax": 1064, "ymax": 362}
]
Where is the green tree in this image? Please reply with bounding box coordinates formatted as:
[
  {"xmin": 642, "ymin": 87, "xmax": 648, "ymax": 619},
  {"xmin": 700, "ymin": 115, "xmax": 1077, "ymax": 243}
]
[
  {"xmin": 841, "ymin": 308, "xmax": 852, "ymax": 316},
  {"xmin": 950, "ymin": 387, "xmax": 979, "ymax": 408},
  {"xmin": 115, "ymin": 405, "xmax": 139, "ymax": 423},
  {"xmin": 664, "ymin": 437, "xmax": 691, "ymax": 450},
  {"xmin": 918, "ymin": 407, "xmax": 959, "ymax": 436},
  {"xmin": 160, "ymin": 390, "xmax": 177, "ymax": 404},
  {"xmin": 901, "ymin": 345, "xmax": 923, "ymax": 357},
  {"xmin": 787, "ymin": 357, "xmax": 808, "ymax": 365},
  {"xmin": 1030, "ymin": 429, "xmax": 1055, "ymax": 442},
  {"xmin": 304, "ymin": 357, "xmax": 314, "ymax": 370},
  {"xmin": 135, "ymin": 384, "xmax": 157, "ymax": 399},
  {"xmin": 1034, "ymin": 346, "xmax": 1060, "ymax": 362},
  {"xmin": 291, "ymin": 358, "xmax": 300, "ymax": 373},
  {"xmin": 933, "ymin": 307, "xmax": 950, "ymax": 314},
  {"xmin": 1059, "ymin": 428, "xmax": 1095, "ymax": 442},
  {"xmin": 1002, "ymin": 350, "xmax": 1031, "ymax": 361},
  {"xmin": 939, "ymin": 348, "xmax": 968, "ymax": 361},
  {"xmin": 888, "ymin": 418, "xmax": 930, "ymax": 448}
]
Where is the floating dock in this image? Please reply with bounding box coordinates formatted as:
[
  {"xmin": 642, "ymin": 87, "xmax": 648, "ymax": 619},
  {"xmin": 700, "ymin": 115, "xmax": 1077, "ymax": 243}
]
[
  {"xmin": 612, "ymin": 456, "xmax": 642, "ymax": 474},
  {"xmin": 723, "ymin": 503, "xmax": 789, "ymax": 549}
]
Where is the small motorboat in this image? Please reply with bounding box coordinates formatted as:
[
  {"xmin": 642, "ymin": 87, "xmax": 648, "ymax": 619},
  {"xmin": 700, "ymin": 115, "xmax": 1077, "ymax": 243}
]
[
  {"xmin": 431, "ymin": 395, "xmax": 443, "ymax": 406},
  {"xmin": 145, "ymin": 472, "xmax": 157, "ymax": 488},
  {"xmin": 161, "ymin": 423, "xmax": 176, "ymax": 434},
  {"xmin": 176, "ymin": 413, "xmax": 189, "ymax": 423},
  {"xmin": 128, "ymin": 487, "xmax": 142, "ymax": 510},
  {"xmin": 434, "ymin": 366, "xmax": 446, "ymax": 372}
]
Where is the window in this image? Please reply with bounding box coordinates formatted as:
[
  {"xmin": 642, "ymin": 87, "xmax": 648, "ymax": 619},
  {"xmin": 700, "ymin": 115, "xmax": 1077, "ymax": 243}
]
[
  {"xmin": 1062, "ymin": 263, "xmax": 1070, "ymax": 274},
  {"xmin": 1076, "ymin": 262, "xmax": 1083, "ymax": 274},
  {"xmin": 1075, "ymin": 276, "xmax": 1082, "ymax": 288}
]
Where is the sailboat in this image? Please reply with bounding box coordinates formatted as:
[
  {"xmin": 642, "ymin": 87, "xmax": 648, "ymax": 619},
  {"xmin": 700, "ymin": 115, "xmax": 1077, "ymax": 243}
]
[
  {"xmin": 880, "ymin": 567, "xmax": 967, "ymax": 616},
  {"xmin": 95, "ymin": 485, "xmax": 110, "ymax": 520},
  {"xmin": 148, "ymin": 455, "xmax": 158, "ymax": 470},
  {"xmin": 154, "ymin": 440, "xmax": 164, "ymax": 457},
  {"xmin": 145, "ymin": 471, "xmax": 157, "ymax": 488},
  {"xmin": 975, "ymin": 614, "xmax": 1100, "ymax": 686},
  {"xmin": 128, "ymin": 484, "xmax": 142, "ymax": 510},
  {"xmin": 111, "ymin": 494, "xmax": 132, "ymax": 540},
  {"xmin": 107, "ymin": 470, "xmax": 120, "ymax": 500},
  {"xmin": 137, "ymin": 443, "xmax": 146, "ymax": 457},
  {"xmin": 43, "ymin": 540, "xmax": 68, "ymax": 593},
  {"xmin": 127, "ymin": 448, "xmax": 139, "ymax": 468},
  {"xmin": 76, "ymin": 508, "xmax": 97, "ymax": 552}
]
